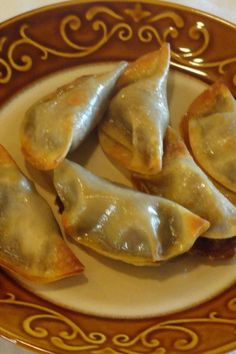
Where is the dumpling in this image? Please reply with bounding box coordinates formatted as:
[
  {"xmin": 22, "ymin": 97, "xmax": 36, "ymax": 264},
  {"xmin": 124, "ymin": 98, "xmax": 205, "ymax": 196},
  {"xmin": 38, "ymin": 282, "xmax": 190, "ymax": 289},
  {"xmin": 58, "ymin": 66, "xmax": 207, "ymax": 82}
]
[
  {"xmin": 0, "ymin": 145, "xmax": 83, "ymax": 283},
  {"xmin": 21, "ymin": 61, "xmax": 127, "ymax": 170},
  {"xmin": 133, "ymin": 126, "xmax": 236, "ymax": 239},
  {"xmin": 185, "ymin": 82, "xmax": 236, "ymax": 192},
  {"xmin": 99, "ymin": 43, "xmax": 170, "ymax": 176},
  {"xmin": 53, "ymin": 160, "xmax": 209, "ymax": 265}
]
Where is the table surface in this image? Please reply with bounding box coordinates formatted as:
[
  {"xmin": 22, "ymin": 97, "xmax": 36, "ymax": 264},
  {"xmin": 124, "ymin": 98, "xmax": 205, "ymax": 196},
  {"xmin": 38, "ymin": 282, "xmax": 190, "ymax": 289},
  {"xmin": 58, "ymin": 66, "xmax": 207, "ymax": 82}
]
[{"xmin": 0, "ymin": 0, "xmax": 236, "ymax": 353}]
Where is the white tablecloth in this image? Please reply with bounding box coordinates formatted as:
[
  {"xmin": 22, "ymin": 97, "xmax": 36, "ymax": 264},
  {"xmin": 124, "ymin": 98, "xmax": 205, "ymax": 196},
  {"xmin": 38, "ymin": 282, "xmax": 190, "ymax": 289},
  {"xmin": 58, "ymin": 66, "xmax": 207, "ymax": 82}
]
[{"xmin": 0, "ymin": 0, "xmax": 235, "ymax": 353}]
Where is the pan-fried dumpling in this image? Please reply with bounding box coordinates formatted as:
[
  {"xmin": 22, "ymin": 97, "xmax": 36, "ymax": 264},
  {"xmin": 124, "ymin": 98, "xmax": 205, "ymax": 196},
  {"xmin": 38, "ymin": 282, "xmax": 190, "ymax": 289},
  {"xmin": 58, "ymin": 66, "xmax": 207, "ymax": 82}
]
[
  {"xmin": 99, "ymin": 43, "xmax": 170, "ymax": 176},
  {"xmin": 186, "ymin": 82, "xmax": 236, "ymax": 192},
  {"xmin": 133, "ymin": 127, "xmax": 236, "ymax": 239},
  {"xmin": 53, "ymin": 160, "xmax": 209, "ymax": 265},
  {"xmin": 21, "ymin": 61, "xmax": 127, "ymax": 170},
  {"xmin": 0, "ymin": 145, "xmax": 83, "ymax": 283}
]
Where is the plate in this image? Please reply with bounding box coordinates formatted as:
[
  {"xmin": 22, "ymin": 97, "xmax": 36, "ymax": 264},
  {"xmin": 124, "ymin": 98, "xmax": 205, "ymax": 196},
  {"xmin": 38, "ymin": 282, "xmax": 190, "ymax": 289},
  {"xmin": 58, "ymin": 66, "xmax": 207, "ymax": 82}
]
[{"xmin": 1, "ymin": 1, "xmax": 236, "ymax": 353}]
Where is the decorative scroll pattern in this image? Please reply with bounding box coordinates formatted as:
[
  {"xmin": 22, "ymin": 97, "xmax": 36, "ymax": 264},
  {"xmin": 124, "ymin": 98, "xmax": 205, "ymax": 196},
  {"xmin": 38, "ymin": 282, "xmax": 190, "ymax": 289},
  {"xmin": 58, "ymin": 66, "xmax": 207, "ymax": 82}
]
[
  {"xmin": 1, "ymin": 292, "xmax": 236, "ymax": 353},
  {"xmin": 1, "ymin": 2, "xmax": 236, "ymax": 353},
  {"xmin": 0, "ymin": 2, "xmax": 236, "ymax": 85}
]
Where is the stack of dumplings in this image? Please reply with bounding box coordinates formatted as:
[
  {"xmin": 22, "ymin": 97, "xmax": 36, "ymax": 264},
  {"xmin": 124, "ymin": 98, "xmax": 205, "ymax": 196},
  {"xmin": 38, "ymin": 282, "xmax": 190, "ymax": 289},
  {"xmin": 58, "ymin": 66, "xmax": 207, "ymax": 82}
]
[
  {"xmin": 1, "ymin": 43, "xmax": 236, "ymax": 284},
  {"xmin": 1, "ymin": 62, "xmax": 127, "ymax": 282},
  {"xmin": 99, "ymin": 43, "xmax": 170, "ymax": 176}
]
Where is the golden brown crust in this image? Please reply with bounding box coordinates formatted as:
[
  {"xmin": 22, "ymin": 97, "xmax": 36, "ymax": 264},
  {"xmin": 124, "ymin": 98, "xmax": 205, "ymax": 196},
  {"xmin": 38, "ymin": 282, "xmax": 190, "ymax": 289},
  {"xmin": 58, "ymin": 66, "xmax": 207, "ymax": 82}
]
[
  {"xmin": 181, "ymin": 82, "xmax": 235, "ymax": 148},
  {"xmin": 99, "ymin": 44, "xmax": 170, "ymax": 177},
  {"xmin": 21, "ymin": 115, "xmax": 74, "ymax": 170},
  {"xmin": 187, "ymin": 213, "xmax": 210, "ymax": 238},
  {"xmin": 133, "ymin": 124, "xmax": 236, "ymax": 241},
  {"xmin": 179, "ymin": 84, "xmax": 236, "ymax": 204},
  {"xmin": 160, "ymin": 127, "xmax": 236, "ymax": 208},
  {"xmin": 21, "ymin": 63, "xmax": 127, "ymax": 171},
  {"xmin": 116, "ymin": 43, "xmax": 170, "ymax": 91},
  {"xmin": 99, "ymin": 128, "xmax": 132, "ymax": 165},
  {"xmin": 131, "ymin": 127, "xmax": 187, "ymax": 182},
  {"xmin": 0, "ymin": 250, "xmax": 84, "ymax": 284},
  {"xmin": 99, "ymin": 128, "xmax": 163, "ymax": 176},
  {"xmin": 163, "ymin": 127, "xmax": 188, "ymax": 164},
  {"xmin": 53, "ymin": 241, "xmax": 84, "ymax": 280},
  {"xmin": 65, "ymin": 218, "xmax": 209, "ymax": 266},
  {"xmin": 0, "ymin": 145, "xmax": 84, "ymax": 283},
  {"xmin": 185, "ymin": 82, "xmax": 236, "ymax": 193},
  {"xmin": 131, "ymin": 127, "xmax": 188, "ymax": 190},
  {"xmin": 187, "ymin": 82, "xmax": 233, "ymax": 118},
  {"xmin": 56, "ymin": 160, "xmax": 211, "ymax": 265}
]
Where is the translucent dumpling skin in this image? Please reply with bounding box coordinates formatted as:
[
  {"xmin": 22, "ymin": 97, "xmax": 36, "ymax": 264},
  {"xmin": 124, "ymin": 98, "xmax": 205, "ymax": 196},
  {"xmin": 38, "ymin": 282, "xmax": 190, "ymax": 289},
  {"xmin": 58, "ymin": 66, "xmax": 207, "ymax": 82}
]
[
  {"xmin": 0, "ymin": 145, "xmax": 84, "ymax": 283},
  {"xmin": 99, "ymin": 43, "xmax": 170, "ymax": 177},
  {"xmin": 21, "ymin": 61, "xmax": 127, "ymax": 170},
  {"xmin": 133, "ymin": 127, "xmax": 236, "ymax": 240},
  {"xmin": 185, "ymin": 82, "xmax": 236, "ymax": 193},
  {"xmin": 53, "ymin": 160, "xmax": 209, "ymax": 265}
]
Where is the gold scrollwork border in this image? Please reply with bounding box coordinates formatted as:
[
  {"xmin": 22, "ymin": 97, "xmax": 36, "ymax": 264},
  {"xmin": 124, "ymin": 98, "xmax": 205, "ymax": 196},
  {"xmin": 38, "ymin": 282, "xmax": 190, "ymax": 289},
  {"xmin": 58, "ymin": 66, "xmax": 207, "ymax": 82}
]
[
  {"xmin": 1, "ymin": 292, "xmax": 236, "ymax": 353},
  {"xmin": 0, "ymin": 2, "xmax": 236, "ymax": 86},
  {"xmin": 1, "ymin": 2, "xmax": 236, "ymax": 353}
]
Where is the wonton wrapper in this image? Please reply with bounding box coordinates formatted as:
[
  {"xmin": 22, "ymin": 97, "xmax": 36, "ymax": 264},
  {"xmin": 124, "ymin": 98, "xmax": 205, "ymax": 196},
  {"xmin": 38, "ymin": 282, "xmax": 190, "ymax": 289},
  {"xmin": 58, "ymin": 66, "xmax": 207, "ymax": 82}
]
[
  {"xmin": 0, "ymin": 145, "xmax": 83, "ymax": 283},
  {"xmin": 186, "ymin": 82, "xmax": 236, "ymax": 192},
  {"xmin": 133, "ymin": 127, "xmax": 236, "ymax": 239},
  {"xmin": 21, "ymin": 61, "xmax": 127, "ymax": 170},
  {"xmin": 53, "ymin": 160, "xmax": 209, "ymax": 265},
  {"xmin": 99, "ymin": 43, "xmax": 170, "ymax": 176}
]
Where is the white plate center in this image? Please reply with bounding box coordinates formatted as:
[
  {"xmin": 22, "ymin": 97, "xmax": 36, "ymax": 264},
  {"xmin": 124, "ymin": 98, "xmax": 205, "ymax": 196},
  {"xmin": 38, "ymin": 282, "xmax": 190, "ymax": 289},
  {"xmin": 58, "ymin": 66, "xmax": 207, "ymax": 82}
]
[{"xmin": 1, "ymin": 63, "xmax": 235, "ymax": 319}]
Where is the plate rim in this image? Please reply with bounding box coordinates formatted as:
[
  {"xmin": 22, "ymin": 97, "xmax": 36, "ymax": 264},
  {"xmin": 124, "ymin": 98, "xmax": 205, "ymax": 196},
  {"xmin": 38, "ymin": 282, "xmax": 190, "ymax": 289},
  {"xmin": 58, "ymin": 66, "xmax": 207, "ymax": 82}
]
[
  {"xmin": 1, "ymin": 0, "xmax": 236, "ymax": 353},
  {"xmin": 1, "ymin": 0, "xmax": 236, "ymax": 30}
]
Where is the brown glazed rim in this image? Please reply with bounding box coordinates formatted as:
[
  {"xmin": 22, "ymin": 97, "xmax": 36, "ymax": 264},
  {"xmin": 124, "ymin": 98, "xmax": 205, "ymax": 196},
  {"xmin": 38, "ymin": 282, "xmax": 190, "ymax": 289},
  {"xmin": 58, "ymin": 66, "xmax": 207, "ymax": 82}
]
[
  {"xmin": 2, "ymin": 0, "xmax": 236, "ymax": 28},
  {"xmin": 1, "ymin": 1, "xmax": 236, "ymax": 353}
]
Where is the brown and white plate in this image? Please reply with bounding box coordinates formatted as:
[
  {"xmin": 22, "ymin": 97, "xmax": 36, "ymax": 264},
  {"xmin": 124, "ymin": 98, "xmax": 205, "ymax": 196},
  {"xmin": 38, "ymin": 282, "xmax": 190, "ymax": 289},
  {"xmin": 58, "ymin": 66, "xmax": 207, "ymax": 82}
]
[{"xmin": 1, "ymin": 1, "xmax": 236, "ymax": 353}]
